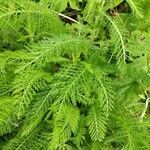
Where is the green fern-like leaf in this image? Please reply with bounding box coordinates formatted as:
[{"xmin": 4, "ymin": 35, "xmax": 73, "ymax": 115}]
[
  {"xmin": 0, "ymin": 97, "xmax": 17, "ymax": 136},
  {"xmin": 3, "ymin": 124, "xmax": 49, "ymax": 150},
  {"xmin": 13, "ymin": 69, "xmax": 51, "ymax": 118},
  {"xmin": 14, "ymin": 34, "xmax": 91, "ymax": 72},
  {"xmin": 0, "ymin": 0, "xmax": 66, "ymax": 49},
  {"xmin": 87, "ymin": 103, "xmax": 107, "ymax": 142},
  {"xmin": 49, "ymin": 105, "xmax": 80, "ymax": 150},
  {"xmin": 21, "ymin": 90, "xmax": 52, "ymax": 136},
  {"xmin": 127, "ymin": 0, "xmax": 143, "ymax": 18}
]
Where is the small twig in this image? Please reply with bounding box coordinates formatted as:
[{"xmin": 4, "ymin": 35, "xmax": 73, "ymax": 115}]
[
  {"xmin": 52, "ymin": 10, "xmax": 81, "ymax": 24},
  {"xmin": 139, "ymin": 98, "xmax": 149, "ymax": 121}
]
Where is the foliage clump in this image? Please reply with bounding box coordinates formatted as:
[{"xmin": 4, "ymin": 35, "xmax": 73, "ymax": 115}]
[{"xmin": 0, "ymin": 0, "xmax": 150, "ymax": 149}]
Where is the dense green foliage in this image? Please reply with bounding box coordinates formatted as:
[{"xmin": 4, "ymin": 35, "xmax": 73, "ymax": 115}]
[{"xmin": 0, "ymin": 0, "xmax": 150, "ymax": 149}]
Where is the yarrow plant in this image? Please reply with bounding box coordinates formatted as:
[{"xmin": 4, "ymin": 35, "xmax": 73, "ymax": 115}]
[{"xmin": 0, "ymin": 0, "xmax": 150, "ymax": 150}]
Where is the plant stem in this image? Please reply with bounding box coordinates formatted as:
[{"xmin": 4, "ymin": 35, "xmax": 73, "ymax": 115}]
[{"xmin": 139, "ymin": 98, "xmax": 149, "ymax": 121}]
